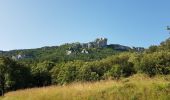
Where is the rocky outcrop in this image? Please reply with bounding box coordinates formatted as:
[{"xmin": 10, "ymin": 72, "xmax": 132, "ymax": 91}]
[
  {"xmin": 12, "ymin": 54, "xmax": 26, "ymax": 60},
  {"xmin": 107, "ymin": 44, "xmax": 131, "ymax": 51}
]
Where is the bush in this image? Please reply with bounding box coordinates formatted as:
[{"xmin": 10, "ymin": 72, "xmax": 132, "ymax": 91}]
[
  {"xmin": 140, "ymin": 51, "xmax": 170, "ymax": 76},
  {"xmin": 105, "ymin": 64, "xmax": 122, "ymax": 79},
  {"xmin": 78, "ymin": 63, "xmax": 100, "ymax": 81}
]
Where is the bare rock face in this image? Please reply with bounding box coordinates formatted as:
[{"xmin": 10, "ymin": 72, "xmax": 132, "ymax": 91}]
[
  {"xmin": 81, "ymin": 49, "xmax": 89, "ymax": 54},
  {"xmin": 12, "ymin": 54, "xmax": 26, "ymax": 60},
  {"xmin": 66, "ymin": 50, "xmax": 72, "ymax": 55}
]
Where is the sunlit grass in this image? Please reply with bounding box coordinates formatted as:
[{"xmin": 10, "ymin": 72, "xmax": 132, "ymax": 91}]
[{"xmin": 1, "ymin": 74, "xmax": 170, "ymax": 100}]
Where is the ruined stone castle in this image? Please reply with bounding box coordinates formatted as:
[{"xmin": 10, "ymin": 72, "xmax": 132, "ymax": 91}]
[
  {"xmin": 81, "ymin": 38, "xmax": 108, "ymax": 48},
  {"xmin": 66, "ymin": 38, "xmax": 108, "ymax": 55}
]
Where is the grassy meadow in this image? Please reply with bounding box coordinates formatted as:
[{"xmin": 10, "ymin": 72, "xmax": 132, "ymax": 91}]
[{"xmin": 1, "ymin": 74, "xmax": 170, "ymax": 100}]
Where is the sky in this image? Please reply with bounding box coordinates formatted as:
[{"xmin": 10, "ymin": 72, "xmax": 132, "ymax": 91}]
[{"xmin": 0, "ymin": 0, "xmax": 170, "ymax": 51}]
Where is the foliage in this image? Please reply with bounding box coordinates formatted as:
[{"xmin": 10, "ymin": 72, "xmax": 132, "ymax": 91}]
[
  {"xmin": 1, "ymin": 38, "xmax": 170, "ymax": 96},
  {"xmin": 140, "ymin": 51, "xmax": 170, "ymax": 76},
  {"xmin": 0, "ymin": 57, "xmax": 31, "ymax": 96},
  {"xmin": 31, "ymin": 61, "xmax": 55, "ymax": 86}
]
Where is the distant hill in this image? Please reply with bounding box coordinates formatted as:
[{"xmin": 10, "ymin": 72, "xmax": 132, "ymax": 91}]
[{"xmin": 0, "ymin": 38, "xmax": 144, "ymax": 63}]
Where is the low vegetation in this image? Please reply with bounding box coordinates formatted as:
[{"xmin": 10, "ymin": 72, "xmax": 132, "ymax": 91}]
[{"xmin": 1, "ymin": 74, "xmax": 170, "ymax": 100}]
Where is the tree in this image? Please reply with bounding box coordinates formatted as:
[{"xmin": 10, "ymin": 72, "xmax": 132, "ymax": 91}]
[
  {"xmin": 140, "ymin": 51, "xmax": 170, "ymax": 76},
  {"xmin": 146, "ymin": 45, "xmax": 158, "ymax": 53},
  {"xmin": 0, "ymin": 57, "xmax": 31, "ymax": 96},
  {"xmin": 104, "ymin": 64, "xmax": 122, "ymax": 80},
  {"xmin": 31, "ymin": 61, "xmax": 55, "ymax": 86},
  {"xmin": 0, "ymin": 57, "xmax": 10, "ymax": 96},
  {"xmin": 78, "ymin": 64, "xmax": 99, "ymax": 81}
]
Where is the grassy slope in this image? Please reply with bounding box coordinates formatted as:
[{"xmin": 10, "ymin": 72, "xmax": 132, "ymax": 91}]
[{"xmin": 1, "ymin": 74, "xmax": 170, "ymax": 100}]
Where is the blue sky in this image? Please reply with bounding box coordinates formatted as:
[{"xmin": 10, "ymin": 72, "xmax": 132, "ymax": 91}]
[{"xmin": 0, "ymin": 0, "xmax": 170, "ymax": 50}]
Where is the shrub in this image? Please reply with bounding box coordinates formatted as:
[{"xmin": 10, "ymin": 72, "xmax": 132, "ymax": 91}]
[{"xmin": 140, "ymin": 51, "xmax": 170, "ymax": 76}]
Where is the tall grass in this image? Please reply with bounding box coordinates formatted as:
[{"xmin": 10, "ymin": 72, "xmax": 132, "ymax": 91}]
[{"xmin": 1, "ymin": 74, "xmax": 170, "ymax": 100}]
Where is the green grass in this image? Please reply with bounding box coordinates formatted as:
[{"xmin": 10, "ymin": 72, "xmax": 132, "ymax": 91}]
[{"xmin": 1, "ymin": 74, "xmax": 170, "ymax": 100}]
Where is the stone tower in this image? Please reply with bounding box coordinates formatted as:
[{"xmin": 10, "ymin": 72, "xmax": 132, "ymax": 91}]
[{"xmin": 95, "ymin": 38, "xmax": 107, "ymax": 48}]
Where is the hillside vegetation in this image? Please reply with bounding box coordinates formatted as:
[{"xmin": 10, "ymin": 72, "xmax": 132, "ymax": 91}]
[
  {"xmin": 0, "ymin": 39, "xmax": 132, "ymax": 63},
  {"xmin": 0, "ymin": 38, "xmax": 170, "ymax": 99},
  {"xmin": 1, "ymin": 74, "xmax": 170, "ymax": 100}
]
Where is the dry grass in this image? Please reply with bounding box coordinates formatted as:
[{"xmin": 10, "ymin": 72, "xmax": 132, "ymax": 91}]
[{"xmin": 1, "ymin": 74, "xmax": 170, "ymax": 100}]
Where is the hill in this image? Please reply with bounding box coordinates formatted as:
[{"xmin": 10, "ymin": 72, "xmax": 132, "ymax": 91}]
[
  {"xmin": 0, "ymin": 38, "xmax": 144, "ymax": 64},
  {"xmin": 1, "ymin": 37, "xmax": 170, "ymax": 98}
]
